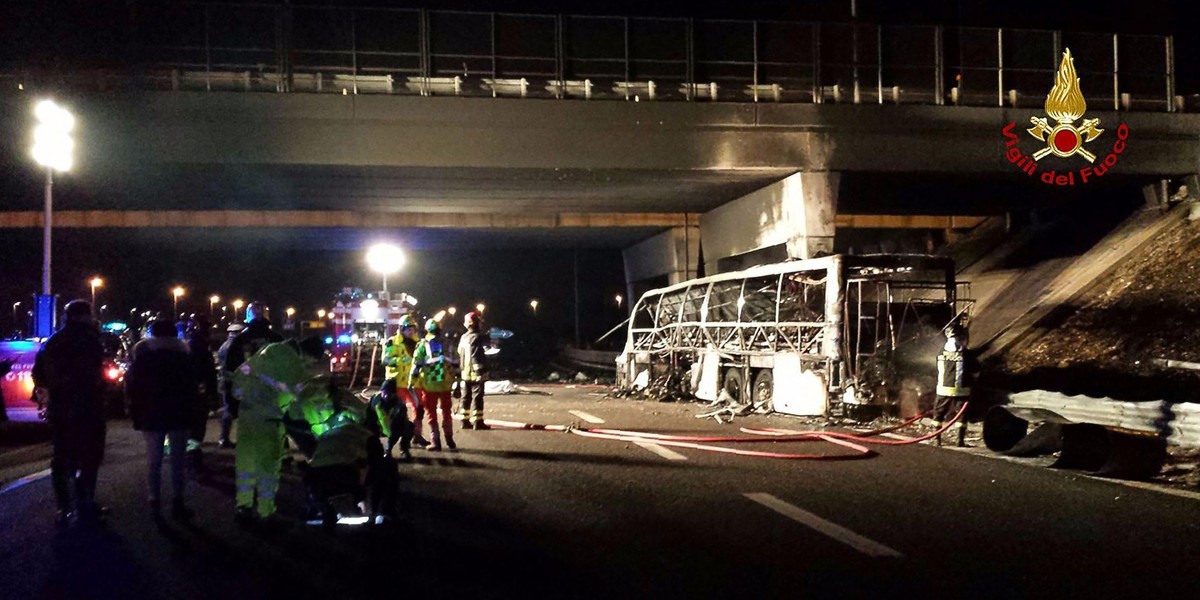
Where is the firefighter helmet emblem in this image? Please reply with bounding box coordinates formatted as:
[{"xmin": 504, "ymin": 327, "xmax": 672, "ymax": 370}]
[{"xmin": 1026, "ymin": 48, "xmax": 1103, "ymax": 163}]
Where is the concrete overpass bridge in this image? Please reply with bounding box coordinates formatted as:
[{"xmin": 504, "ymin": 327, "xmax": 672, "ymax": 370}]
[{"xmin": 2, "ymin": 3, "xmax": 1198, "ymax": 297}]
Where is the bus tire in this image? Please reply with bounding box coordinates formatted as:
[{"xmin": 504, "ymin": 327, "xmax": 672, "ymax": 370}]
[
  {"xmin": 722, "ymin": 368, "xmax": 745, "ymax": 403},
  {"xmin": 751, "ymin": 369, "xmax": 773, "ymax": 412}
]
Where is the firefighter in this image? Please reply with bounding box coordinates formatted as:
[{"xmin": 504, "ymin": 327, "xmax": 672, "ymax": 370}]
[
  {"xmin": 384, "ymin": 315, "xmax": 427, "ymax": 448},
  {"xmin": 409, "ymin": 318, "xmax": 457, "ymax": 451},
  {"xmin": 230, "ymin": 340, "xmax": 309, "ymax": 525},
  {"xmin": 934, "ymin": 321, "xmax": 975, "ymax": 447},
  {"xmin": 220, "ymin": 302, "xmax": 282, "ymax": 448},
  {"xmin": 457, "ymin": 311, "xmax": 490, "ymax": 430}
]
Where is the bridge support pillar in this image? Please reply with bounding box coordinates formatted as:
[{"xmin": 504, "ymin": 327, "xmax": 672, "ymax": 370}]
[
  {"xmin": 622, "ymin": 225, "xmax": 701, "ymax": 309},
  {"xmin": 699, "ymin": 171, "xmax": 839, "ymax": 273}
]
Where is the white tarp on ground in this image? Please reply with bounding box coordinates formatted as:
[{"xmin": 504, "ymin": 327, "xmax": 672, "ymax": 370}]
[{"xmin": 484, "ymin": 380, "xmax": 525, "ymax": 395}]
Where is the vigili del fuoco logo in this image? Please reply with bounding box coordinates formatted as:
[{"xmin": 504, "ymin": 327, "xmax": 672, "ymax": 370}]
[{"xmin": 1002, "ymin": 48, "xmax": 1129, "ymax": 186}]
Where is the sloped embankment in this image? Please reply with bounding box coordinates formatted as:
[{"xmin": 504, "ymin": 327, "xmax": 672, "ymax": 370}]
[{"xmin": 990, "ymin": 215, "xmax": 1200, "ymax": 402}]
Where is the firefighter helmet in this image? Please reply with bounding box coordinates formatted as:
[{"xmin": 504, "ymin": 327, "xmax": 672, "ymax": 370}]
[
  {"xmin": 464, "ymin": 311, "xmax": 481, "ymax": 330},
  {"xmin": 399, "ymin": 314, "xmax": 417, "ymax": 330},
  {"xmin": 425, "ymin": 318, "xmax": 440, "ymax": 333}
]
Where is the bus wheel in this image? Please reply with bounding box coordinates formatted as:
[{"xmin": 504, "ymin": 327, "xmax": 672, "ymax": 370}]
[
  {"xmin": 751, "ymin": 370, "xmax": 773, "ymax": 412},
  {"xmin": 722, "ymin": 368, "xmax": 745, "ymax": 403}
]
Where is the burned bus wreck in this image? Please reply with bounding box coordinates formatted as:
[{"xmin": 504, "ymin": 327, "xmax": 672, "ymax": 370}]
[{"xmin": 616, "ymin": 254, "xmax": 970, "ymax": 418}]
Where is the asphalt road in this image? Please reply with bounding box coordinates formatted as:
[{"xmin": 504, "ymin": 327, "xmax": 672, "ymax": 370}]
[{"xmin": 2, "ymin": 385, "xmax": 1199, "ymax": 600}]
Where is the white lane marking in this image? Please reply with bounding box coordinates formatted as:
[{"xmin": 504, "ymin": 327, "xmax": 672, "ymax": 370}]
[
  {"xmin": 744, "ymin": 493, "xmax": 904, "ymax": 558},
  {"xmin": 634, "ymin": 440, "xmax": 688, "ymax": 461},
  {"xmin": 0, "ymin": 468, "xmax": 52, "ymax": 496},
  {"xmin": 568, "ymin": 410, "xmax": 605, "ymax": 424}
]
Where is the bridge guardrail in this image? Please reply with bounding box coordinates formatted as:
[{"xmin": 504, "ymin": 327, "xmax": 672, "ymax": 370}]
[
  {"xmin": 1007, "ymin": 389, "xmax": 1200, "ymax": 449},
  {"xmin": 2, "ymin": 2, "xmax": 1182, "ymax": 112}
]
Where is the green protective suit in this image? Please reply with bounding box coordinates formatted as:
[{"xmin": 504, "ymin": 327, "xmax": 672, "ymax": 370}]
[{"xmin": 231, "ymin": 342, "xmax": 310, "ymax": 517}]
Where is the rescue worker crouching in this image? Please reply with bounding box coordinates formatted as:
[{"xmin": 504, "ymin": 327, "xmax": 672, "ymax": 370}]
[
  {"xmin": 934, "ymin": 322, "xmax": 977, "ymax": 447},
  {"xmin": 366, "ymin": 379, "xmax": 413, "ymax": 460},
  {"xmin": 230, "ymin": 337, "xmax": 315, "ymax": 526},
  {"xmin": 384, "ymin": 315, "xmax": 427, "ymax": 448},
  {"xmin": 457, "ymin": 311, "xmax": 490, "ymax": 430},
  {"xmin": 409, "ymin": 318, "xmax": 457, "ymax": 452}
]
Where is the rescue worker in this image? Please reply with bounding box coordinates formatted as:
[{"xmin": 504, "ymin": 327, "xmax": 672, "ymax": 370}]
[
  {"xmin": 383, "ymin": 315, "xmax": 427, "ymax": 447},
  {"xmin": 32, "ymin": 300, "xmax": 109, "ymax": 527},
  {"xmin": 220, "ymin": 302, "xmax": 283, "ymax": 448},
  {"xmin": 216, "ymin": 323, "xmax": 245, "ymax": 448},
  {"xmin": 365, "ymin": 379, "xmax": 412, "ymax": 459},
  {"xmin": 457, "ymin": 311, "xmax": 490, "ymax": 430},
  {"xmin": 934, "ymin": 321, "xmax": 975, "ymax": 447},
  {"xmin": 230, "ymin": 340, "xmax": 309, "ymax": 525},
  {"xmin": 409, "ymin": 318, "xmax": 457, "ymax": 451}
]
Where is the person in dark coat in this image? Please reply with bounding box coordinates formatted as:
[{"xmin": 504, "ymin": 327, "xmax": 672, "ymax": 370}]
[
  {"xmin": 126, "ymin": 319, "xmax": 199, "ymax": 520},
  {"xmin": 186, "ymin": 317, "xmax": 219, "ymax": 468},
  {"xmin": 32, "ymin": 300, "xmax": 108, "ymax": 527}
]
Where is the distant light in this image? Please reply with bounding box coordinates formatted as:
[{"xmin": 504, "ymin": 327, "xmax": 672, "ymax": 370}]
[
  {"xmin": 210, "ymin": 294, "xmax": 220, "ymax": 304},
  {"xmin": 89, "ymin": 276, "xmax": 103, "ymax": 289},
  {"xmin": 286, "ymin": 307, "xmax": 296, "ymax": 318},
  {"xmin": 101, "ymin": 321, "xmax": 127, "ymax": 332},
  {"xmin": 360, "ymin": 299, "xmax": 379, "ymax": 310},
  {"xmin": 447, "ymin": 306, "xmax": 456, "ymax": 316},
  {"xmin": 350, "ymin": 334, "xmax": 360, "ymax": 343},
  {"xmin": 476, "ymin": 303, "xmax": 485, "ymax": 314},
  {"xmin": 323, "ymin": 336, "xmax": 334, "ymax": 345},
  {"xmin": 233, "ymin": 299, "xmax": 244, "ymax": 310},
  {"xmin": 433, "ymin": 310, "xmax": 446, "ymax": 322},
  {"xmin": 337, "ymin": 334, "xmax": 352, "ymax": 344},
  {"xmin": 317, "ymin": 309, "xmax": 327, "ymax": 319},
  {"xmin": 172, "ymin": 286, "xmax": 185, "ymax": 298}
]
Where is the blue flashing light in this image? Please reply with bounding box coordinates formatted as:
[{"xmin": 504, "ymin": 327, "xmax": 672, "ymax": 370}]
[
  {"xmin": 0, "ymin": 340, "xmax": 40, "ymax": 352},
  {"xmin": 324, "ymin": 336, "xmax": 334, "ymax": 345},
  {"xmin": 337, "ymin": 334, "xmax": 352, "ymax": 345},
  {"xmin": 101, "ymin": 321, "xmax": 128, "ymax": 333}
]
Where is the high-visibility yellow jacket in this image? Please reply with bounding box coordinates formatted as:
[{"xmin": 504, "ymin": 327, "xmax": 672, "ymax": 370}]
[
  {"xmin": 410, "ymin": 334, "xmax": 455, "ymax": 393},
  {"xmin": 383, "ymin": 334, "xmax": 417, "ymax": 387}
]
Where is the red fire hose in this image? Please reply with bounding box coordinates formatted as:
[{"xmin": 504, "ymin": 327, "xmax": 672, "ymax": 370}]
[{"xmin": 483, "ymin": 403, "xmax": 969, "ymax": 461}]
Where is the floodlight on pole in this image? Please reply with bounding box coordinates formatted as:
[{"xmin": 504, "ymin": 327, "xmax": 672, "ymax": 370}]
[
  {"xmin": 31, "ymin": 100, "xmax": 74, "ymax": 337},
  {"xmin": 89, "ymin": 276, "xmax": 103, "ymax": 308},
  {"xmin": 475, "ymin": 303, "xmax": 486, "ymax": 314},
  {"xmin": 317, "ymin": 309, "xmax": 327, "ymax": 319},
  {"xmin": 172, "ymin": 286, "xmax": 185, "ymax": 316},
  {"xmin": 529, "ymin": 299, "xmax": 539, "ymax": 315},
  {"xmin": 232, "ymin": 299, "xmax": 244, "ymax": 321},
  {"xmin": 365, "ymin": 243, "xmax": 405, "ymax": 293},
  {"xmin": 615, "ymin": 294, "xmax": 623, "ymax": 309},
  {"xmin": 209, "ymin": 295, "xmax": 220, "ymax": 317}
]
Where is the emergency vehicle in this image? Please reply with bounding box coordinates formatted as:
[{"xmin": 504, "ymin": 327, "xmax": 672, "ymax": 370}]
[
  {"xmin": 1, "ymin": 322, "xmax": 130, "ymax": 421},
  {"xmin": 326, "ymin": 288, "xmax": 418, "ymax": 386}
]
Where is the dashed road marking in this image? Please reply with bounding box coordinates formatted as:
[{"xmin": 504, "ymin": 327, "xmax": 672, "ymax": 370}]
[
  {"xmin": 744, "ymin": 493, "xmax": 904, "ymax": 558},
  {"xmin": 0, "ymin": 468, "xmax": 52, "ymax": 496},
  {"xmin": 634, "ymin": 441, "xmax": 688, "ymax": 461},
  {"xmin": 568, "ymin": 410, "xmax": 605, "ymax": 424}
]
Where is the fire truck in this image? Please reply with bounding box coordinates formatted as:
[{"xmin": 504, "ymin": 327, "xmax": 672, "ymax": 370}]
[{"xmin": 326, "ymin": 288, "xmax": 419, "ymax": 387}]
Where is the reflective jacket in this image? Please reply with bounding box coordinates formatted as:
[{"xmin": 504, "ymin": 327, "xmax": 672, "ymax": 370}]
[
  {"xmin": 410, "ymin": 334, "xmax": 455, "ymax": 393},
  {"xmin": 936, "ymin": 340, "xmax": 975, "ymax": 397},
  {"xmin": 230, "ymin": 342, "xmax": 308, "ymax": 419},
  {"xmin": 383, "ymin": 334, "xmax": 417, "ymax": 387},
  {"xmin": 457, "ymin": 329, "xmax": 487, "ymax": 383}
]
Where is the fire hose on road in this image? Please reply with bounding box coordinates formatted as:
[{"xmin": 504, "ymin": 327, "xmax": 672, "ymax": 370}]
[{"xmin": 483, "ymin": 403, "xmax": 969, "ymax": 461}]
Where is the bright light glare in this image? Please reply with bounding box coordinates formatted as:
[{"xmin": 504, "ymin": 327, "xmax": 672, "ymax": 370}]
[
  {"xmin": 366, "ymin": 243, "xmax": 405, "ymax": 275},
  {"xmin": 210, "ymin": 295, "xmax": 220, "ymax": 303},
  {"xmin": 475, "ymin": 303, "xmax": 485, "ymax": 313},
  {"xmin": 317, "ymin": 309, "xmax": 327, "ymax": 318},
  {"xmin": 172, "ymin": 286, "xmax": 185, "ymax": 298},
  {"xmin": 32, "ymin": 100, "xmax": 74, "ymax": 172},
  {"xmin": 286, "ymin": 307, "xmax": 296, "ymax": 317},
  {"xmin": 233, "ymin": 299, "xmax": 244, "ymax": 309},
  {"xmin": 433, "ymin": 310, "xmax": 446, "ymax": 322}
]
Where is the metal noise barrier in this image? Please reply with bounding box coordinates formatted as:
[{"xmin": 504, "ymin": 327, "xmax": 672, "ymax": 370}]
[{"xmin": 984, "ymin": 402, "xmax": 1170, "ymax": 480}]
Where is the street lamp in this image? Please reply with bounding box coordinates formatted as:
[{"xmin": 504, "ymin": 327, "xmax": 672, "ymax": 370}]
[
  {"xmin": 209, "ymin": 294, "xmax": 220, "ymax": 317},
  {"xmin": 447, "ymin": 306, "xmax": 457, "ymax": 317},
  {"xmin": 529, "ymin": 299, "xmax": 539, "ymax": 315},
  {"xmin": 317, "ymin": 309, "xmax": 327, "ymax": 319},
  {"xmin": 31, "ymin": 99, "xmax": 74, "ymax": 337},
  {"xmin": 615, "ymin": 294, "xmax": 623, "ymax": 309},
  {"xmin": 232, "ymin": 299, "xmax": 244, "ymax": 321},
  {"xmin": 475, "ymin": 303, "xmax": 485, "ymax": 315},
  {"xmin": 89, "ymin": 276, "xmax": 103, "ymax": 308},
  {"xmin": 11, "ymin": 302, "xmax": 20, "ymax": 330},
  {"xmin": 286, "ymin": 307, "xmax": 296, "ymax": 318},
  {"xmin": 365, "ymin": 243, "xmax": 405, "ymax": 293},
  {"xmin": 172, "ymin": 286, "xmax": 185, "ymax": 316}
]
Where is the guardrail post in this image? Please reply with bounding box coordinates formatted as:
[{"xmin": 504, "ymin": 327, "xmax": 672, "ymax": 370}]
[
  {"xmin": 1166, "ymin": 35, "xmax": 1175, "ymax": 112},
  {"xmin": 1113, "ymin": 33, "xmax": 1120, "ymax": 111},
  {"xmin": 935, "ymin": 26, "xmax": 944, "ymax": 105},
  {"xmin": 997, "ymin": 28, "xmax": 1004, "ymax": 108}
]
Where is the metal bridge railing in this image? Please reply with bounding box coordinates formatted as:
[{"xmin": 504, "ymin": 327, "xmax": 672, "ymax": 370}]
[{"xmin": 0, "ymin": 1, "xmax": 1184, "ymax": 112}]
